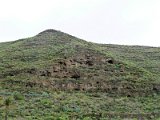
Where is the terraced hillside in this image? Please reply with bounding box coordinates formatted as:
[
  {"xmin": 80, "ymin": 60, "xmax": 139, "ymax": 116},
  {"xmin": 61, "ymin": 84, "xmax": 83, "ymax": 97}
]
[{"xmin": 0, "ymin": 29, "xmax": 160, "ymax": 119}]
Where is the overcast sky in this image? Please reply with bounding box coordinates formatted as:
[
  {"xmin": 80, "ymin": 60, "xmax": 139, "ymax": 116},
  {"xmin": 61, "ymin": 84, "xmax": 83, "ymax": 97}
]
[{"xmin": 0, "ymin": 0, "xmax": 160, "ymax": 47}]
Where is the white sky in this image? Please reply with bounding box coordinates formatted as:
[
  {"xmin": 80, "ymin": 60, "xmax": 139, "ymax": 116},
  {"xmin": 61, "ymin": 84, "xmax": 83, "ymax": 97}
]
[{"xmin": 0, "ymin": 0, "xmax": 160, "ymax": 47}]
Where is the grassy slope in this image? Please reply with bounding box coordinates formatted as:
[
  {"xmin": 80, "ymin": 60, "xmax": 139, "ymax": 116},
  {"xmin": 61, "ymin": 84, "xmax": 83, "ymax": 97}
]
[
  {"xmin": 0, "ymin": 29, "xmax": 160, "ymax": 119},
  {"xmin": 100, "ymin": 44, "xmax": 160, "ymax": 75}
]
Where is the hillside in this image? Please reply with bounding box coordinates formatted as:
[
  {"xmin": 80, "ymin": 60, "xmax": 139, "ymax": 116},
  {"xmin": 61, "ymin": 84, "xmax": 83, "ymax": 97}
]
[{"xmin": 0, "ymin": 29, "xmax": 160, "ymax": 119}]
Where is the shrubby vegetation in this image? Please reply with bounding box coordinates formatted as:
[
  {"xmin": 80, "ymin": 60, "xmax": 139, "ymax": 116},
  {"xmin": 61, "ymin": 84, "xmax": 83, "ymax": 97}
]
[{"xmin": 0, "ymin": 29, "xmax": 159, "ymax": 119}]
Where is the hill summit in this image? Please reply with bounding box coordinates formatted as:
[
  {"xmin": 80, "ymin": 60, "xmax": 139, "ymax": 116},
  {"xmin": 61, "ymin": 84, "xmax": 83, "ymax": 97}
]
[{"xmin": 38, "ymin": 29, "xmax": 59, "ymax": 34}]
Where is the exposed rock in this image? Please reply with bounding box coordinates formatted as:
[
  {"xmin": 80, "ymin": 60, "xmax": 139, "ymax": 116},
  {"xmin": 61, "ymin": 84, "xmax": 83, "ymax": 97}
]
[
  {"xmin": 153, "ymin": 84, "xmax": 160, "ymax": 93},
  {"xmin": 86, "ymin": 60, "xmax": 94, "ymax": 66},
  {"xmin": 106, "ymin": 58, "xmax": 114, "ymax": 64}
]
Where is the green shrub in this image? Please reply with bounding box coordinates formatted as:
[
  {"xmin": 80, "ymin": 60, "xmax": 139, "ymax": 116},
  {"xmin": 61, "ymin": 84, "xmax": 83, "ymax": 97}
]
[
  {"xmin": 13, "ymin": 92, "xmax": 24, "ymax": 100},
  {"xmin": 44, "ymin": 116, "xmax": 54, "ymax": 120}
]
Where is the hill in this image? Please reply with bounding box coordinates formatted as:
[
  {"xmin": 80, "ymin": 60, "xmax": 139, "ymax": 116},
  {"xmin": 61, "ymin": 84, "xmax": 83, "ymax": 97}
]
[{"xmin": 0, "ymin": 29, "xmax": 160, "ymax": 119}]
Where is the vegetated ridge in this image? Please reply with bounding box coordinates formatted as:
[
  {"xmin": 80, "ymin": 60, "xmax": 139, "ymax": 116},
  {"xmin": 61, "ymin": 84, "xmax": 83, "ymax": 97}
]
[{"xmin": 0, "ymin": 29, "xmax": 160, "ymax": 119}]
